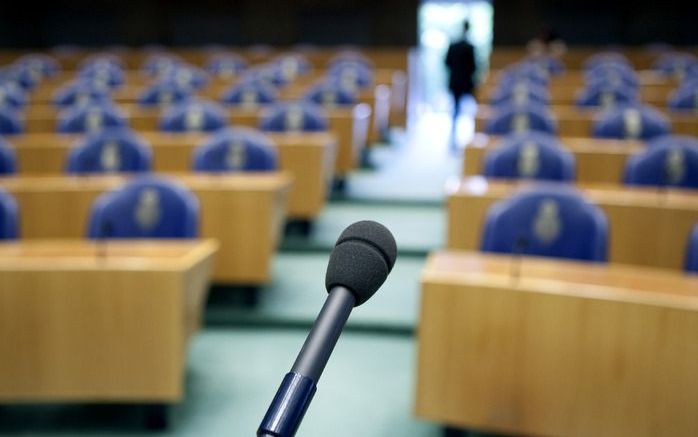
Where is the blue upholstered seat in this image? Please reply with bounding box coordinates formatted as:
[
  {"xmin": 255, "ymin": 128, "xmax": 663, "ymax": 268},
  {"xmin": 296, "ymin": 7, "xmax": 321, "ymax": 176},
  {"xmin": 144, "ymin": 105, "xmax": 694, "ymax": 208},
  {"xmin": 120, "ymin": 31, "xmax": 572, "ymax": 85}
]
[
  {"xmin": 258, "ymin": 103, "xmax": 328, "ymax": 132},
  {"xmin": 327, "ymin": 61, "xmax": 374, "ymax": 90},
  {"xmin": 592, "ymin": 104, "xmax": 671, "ymax": 140},
  {"xmin": 623, "ymin": 141, "xmax": 698, "ymax": 188},
  {"xmin": 138, "ymin": 80, "xmax": 193, "ymax": 107},
  {"xmin": 141, "ymin": 54, "xmax": 182, "ymax": 77},
  {"xmin": 303, "ymin": 82, "xmax": 356, "ymax": 106},
  {"xmin": 8, "ymin": 54, "xmax": 60, "ymax": 88},
  {"xmin": 220, "ymin": 82, "xmax": 278, "ymax": 106},
  {"xmin": 484, "ymin": 104, "xmax": 557, "ymax": 135},
  {"xmin": 78, "ymin": 62, "xmax": 125, "ymax": 88},
  {"xmin": 192, "ymin": 127, "xmax": 278, "ymax": 172},
  {"xmin": 65, "ymin": 129, "xmax": 152, "ymax": 174},
  {"xmin": 327, "ymin": 51, "xmax": 374, "ymax": 70},
  {"xmin": 585, "ymin": 64, "xmax": 639, "ymax": 90},
  {"xmin": 523, "ymin": 55, "xmax": 565, "ymax": 75},
  {"xmin": 0, "ymin": 107, "xmax": 24, "ymax": 134},
  {"xmin": 0, "ymin": 138, "xmax": 17, "ymax": 175},
  {"xmin": 490, "ymin": 82, "xmax": 550, "ymax": 107},
  {"xmin": 668, "ymin": 85, "xmax": 698, "ymax": 111},
  {"xmin": 159, "ymin": 100, "xmax": 227, "ymax": 132},
  {"xmin": 0, "ymin": 83, "xmax": 26, "ymax": 109},
  {"xmin": 157, "ymin": 65, "xmax": 209, "ymax": 89},
  {"xmin": 272, "ymin": 54, "xmax": 312, "ymax": 81},
  {"xmin": 481, "ymin": 185, "xmax": 608, "ymax": 262},
  {"xmin": 206, "ymin": 54, "xmax": 248, "ymax": 79},
  {"xmin": 583, "ymin": 52, "xmax": 631, "ymax": 71},
  {"xmin": 499, "ymin": 64, "xmax": 549, "ymax": 88},
  {"xmin": 654, "ymin": 53, "xmax": 697, "ymax": 78},
  {"xmin": 685, "ymin": 225, "xmax": 698, "ymax": 273},
  {"xmin": 575, "ymin": 84, "xmax": 638, "ymax": 108},
  {"xmin": 87, "ymin": 176, "xmax": 199, "ymax": 239},
  {"xmin": 52, "ymin": 80, "xmax": 112, "ymax": 108},
  {"xmin": 0, "ymin": 189, "xmax": 18, "ymax": 240},
  {"xmin": 483, "ymin": 132, "xmax": 575, "ymax": 181},
  {"xmin": 57, "ymin": 103, "xmax": 127, "ymax": 133},
  {"xmin": 646, "ymin": 134, "xmax": 698, "ymax": 149}
]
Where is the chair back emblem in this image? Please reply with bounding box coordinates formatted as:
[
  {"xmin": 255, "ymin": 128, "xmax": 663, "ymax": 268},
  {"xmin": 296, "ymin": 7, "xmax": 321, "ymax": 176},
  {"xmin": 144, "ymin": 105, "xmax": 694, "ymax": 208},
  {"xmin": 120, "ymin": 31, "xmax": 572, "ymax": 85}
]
[
  {"xmin": 533, "ymin": 199, "xmax": 562, "ymax": 244},
  {"xmin": 134, "ymin": 188, "xmax": 161, "ymax": 230}
]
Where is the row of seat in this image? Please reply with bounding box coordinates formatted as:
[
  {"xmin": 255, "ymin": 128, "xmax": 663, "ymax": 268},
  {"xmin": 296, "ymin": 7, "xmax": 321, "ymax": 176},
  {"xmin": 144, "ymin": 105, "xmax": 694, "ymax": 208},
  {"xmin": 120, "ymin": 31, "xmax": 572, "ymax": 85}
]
[{"xmin": 480, "ymin": 132, "xmax": 698, "ymax": 188}]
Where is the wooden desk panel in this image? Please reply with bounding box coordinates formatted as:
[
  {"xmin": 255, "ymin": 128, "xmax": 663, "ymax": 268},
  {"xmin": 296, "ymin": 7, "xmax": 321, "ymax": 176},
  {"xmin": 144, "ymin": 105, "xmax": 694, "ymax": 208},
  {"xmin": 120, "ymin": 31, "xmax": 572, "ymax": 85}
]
[
  {"xmin": 0, "ymin": 239, "xmax": 217, "ymax": 401},
  {"xmin": 6, "ymin": 131, "xmax": 334, "ymax": 219},
  {"xmin": 22, "ymin": 103, "xmax": 369, "ymax": 175},
  {"xmin": 463, "ymin": 134, "xmax": 644, "ymax": 184},
  {"xmin": 447, "ymin": 177, "xmax": 698, "ymax": 270},
  {"xmin": 475, "ymin": 105, "xmax": 698, "ymax": 137},
  {"xmin": 0, "ymin": 174, "xmax": 290, "ymax": 284},
  {"xmin": 416, "ymin": 250, "xmax": 698, "ymax": 437}
]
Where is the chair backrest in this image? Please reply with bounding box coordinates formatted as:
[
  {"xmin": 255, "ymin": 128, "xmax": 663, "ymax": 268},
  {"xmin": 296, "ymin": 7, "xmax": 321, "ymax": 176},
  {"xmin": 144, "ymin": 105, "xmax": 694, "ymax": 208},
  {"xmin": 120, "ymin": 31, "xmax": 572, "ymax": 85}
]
[
  {"xmin": 575, "ymin": 84, "xmax": 638, "ymax": 108},
  {"xmin": 258, "ymin": 103, "xmax": 328, "ymax": 132},
  {"xmin": 0, "ymin": 107, "xmax": 23, "ymax": 134},
  {"xmin": 77, "ymin": 62, "xmax": 125, "ymax": 88},
  {"xmin": 654, "ymin": 52, "xmax": 697, "ymax": 78},
  {"xmin": 272, "ymin": 54, "xmax": 311, "ymax": 81},
  {"xmin": 646, "ymin": 134, "xmax": 698, "ymax": 149},
  {"xmin": 668, "ymin": 86, "xmax": 698, "ymax": 111},
  {"xmin": 141, "ymin": 54, "xmax": 182, "ymax": 77},
  {"xmin": 157, "ymin": 65, "xmax": 209, "ymax": 89},
  {"xmin": 65, "ymin": 129, "xmax": 152, "ymax": 174},
  {"xmin": 206, "ymin": 54, "xmax": 248, "ymax": 79},
  {"xmin": 138, "ymin": 80, "xmax": 193, "ymax": 107},
  {"xmin": 490, "ymin": 82, "xmax": 550, "ymax": 107},
  {"xmin": 0, "ymin": 188, "xmax": 19, "ymax": 240},
  {"xmin": 159, "ymin": 100, "xmax": 227, "ymax": 133},
  {"xmin": 499, "ymin": 63, "xmax": 549, "ymax": 88},
  {"xmin": 623, "ymin": 142, "xmax": 698, "ymax": 188},
  {"xmin": 0, "ymin": 138, "xmax": 17, "ymax": 175},
  {"xmin": 483, "ymin": 132, "xmax": 575, "ymax": 181},
  {"xmin": 303, "ymin": 82, "xmax": 356, "ymax": 106},
  {"xmin": 524, "ymin": 55, "xmax": 565, "ymax": 75},
  {"xmin": 220, "ymin": 82, "xmax": 278, "ymax": 106},
  {"xmin": 192, "ymin": 127, "xmax": 278, "ymax": 172},
  {"xmin": 327, "ymin": 51, "xmax": 374, "ymax": 70},
  {"xmin": 87, "ymin": 176, "xmax": 199, "ymax": 239},
  {"xmin": 52, "ymin": 80, "xmax": 112, "ymax": 107},
  {"xmin": 481, "ymin": 185, "xmax": 609, "ymax": 262},
  {"xmin": 592, "ymin": 104, "xmax": 671, "ymax": 140},
  {"xmin": 0, "ymin": 83, "xmax": 26, "ymax": 109},
  {"xmin": 9, "ymin": 55, "xmax": 59, "ymax": 88},
  {"xmin": 686, "ymin": 224, "xmax": 698, "ymax": 273},
  {"xmin": 583, "ymin": 52, "xmax": 632, "ymax": 71},
  {"xmin": 57, "ymin": 103, "xmax": 127, "ymax": 133},
  {"xmin": 485, "ymin": 104, "xmax": 557, "ymax": 135},
  {"xmin": 326, "ymin": 61, "xmax": 373, "ymax": 90},
  {"xmin": 585, "ymin": 63, "xmax": 638, "ymax": 88}
]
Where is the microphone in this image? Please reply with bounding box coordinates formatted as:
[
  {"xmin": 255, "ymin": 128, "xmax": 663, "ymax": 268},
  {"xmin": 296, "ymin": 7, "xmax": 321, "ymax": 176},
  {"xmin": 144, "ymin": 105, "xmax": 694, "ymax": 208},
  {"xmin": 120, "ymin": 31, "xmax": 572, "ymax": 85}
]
[{"xmin": 257, "ymin": 221, "xmax": 397, "ymax": 437}]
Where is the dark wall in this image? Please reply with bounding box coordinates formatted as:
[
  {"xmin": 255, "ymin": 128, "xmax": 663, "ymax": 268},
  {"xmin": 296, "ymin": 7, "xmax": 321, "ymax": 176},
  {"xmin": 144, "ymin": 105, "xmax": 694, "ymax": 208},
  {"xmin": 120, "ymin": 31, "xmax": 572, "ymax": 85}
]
[
  {"xmin": 493, "ymin": 0, "xmax": 698, "ymax": 46},
  {"xmin": 0, "ymin": 0, "xmax": 418, "ymax": 48}
]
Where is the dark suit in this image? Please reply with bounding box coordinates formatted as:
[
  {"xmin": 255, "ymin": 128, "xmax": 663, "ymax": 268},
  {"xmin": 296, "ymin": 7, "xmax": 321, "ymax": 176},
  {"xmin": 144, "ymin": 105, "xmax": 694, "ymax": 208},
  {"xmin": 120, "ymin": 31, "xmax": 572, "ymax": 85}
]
[{"xmin": 445, "ymin": 39, "xmax": 477, "ymax": 118}]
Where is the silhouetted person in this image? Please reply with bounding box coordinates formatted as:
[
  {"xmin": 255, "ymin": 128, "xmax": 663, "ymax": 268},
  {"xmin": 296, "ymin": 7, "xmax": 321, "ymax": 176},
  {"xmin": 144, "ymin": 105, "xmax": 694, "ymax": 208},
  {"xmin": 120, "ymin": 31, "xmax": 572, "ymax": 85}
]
[{"xmin": 445, "ymin": 21, "xmax": 477, "ymax": 121}]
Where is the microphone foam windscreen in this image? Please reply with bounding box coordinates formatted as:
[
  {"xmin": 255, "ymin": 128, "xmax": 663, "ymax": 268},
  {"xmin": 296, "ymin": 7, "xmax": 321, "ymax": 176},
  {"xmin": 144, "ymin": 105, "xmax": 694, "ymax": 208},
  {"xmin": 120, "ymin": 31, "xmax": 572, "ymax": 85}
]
[{"xmin": 325, "ymin": 220, "xmax": 397, "ymax": 306}]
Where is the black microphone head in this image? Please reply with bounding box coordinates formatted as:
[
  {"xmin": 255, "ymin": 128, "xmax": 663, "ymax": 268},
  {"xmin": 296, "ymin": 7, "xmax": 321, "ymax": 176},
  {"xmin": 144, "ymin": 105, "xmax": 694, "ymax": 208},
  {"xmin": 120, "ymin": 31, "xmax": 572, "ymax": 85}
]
[{"xmin": 325, "ymin": 221, "xmax": 397, "ymax": 306}]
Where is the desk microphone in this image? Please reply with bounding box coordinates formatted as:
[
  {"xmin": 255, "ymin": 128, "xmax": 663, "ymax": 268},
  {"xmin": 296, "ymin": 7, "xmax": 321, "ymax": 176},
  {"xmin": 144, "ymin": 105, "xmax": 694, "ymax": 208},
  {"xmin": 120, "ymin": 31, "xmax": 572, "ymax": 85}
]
[{"xmin": 257, "ymin": 220, "xmax": 397, "ymax": 437}]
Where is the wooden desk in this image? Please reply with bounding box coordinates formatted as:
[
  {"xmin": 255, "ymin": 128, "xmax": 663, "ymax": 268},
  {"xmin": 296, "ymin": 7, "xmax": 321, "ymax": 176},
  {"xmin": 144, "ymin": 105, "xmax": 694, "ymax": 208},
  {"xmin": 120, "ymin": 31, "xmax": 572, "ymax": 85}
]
[
  {"xmin": 22, "ymin": 103, "xmax": 369, "ymax": 176},
  {"xmin": 475, "ymin": 105, "xmax": 698, "ymax": 136},
  {"xmin": 0, "ymin": 173, "xmax": 290, "ymax": 284},
  {"xmin": 0, "ymin": 239, "xmax": 217, "ymax": 402},
  {"xmin": 463, "ymin": 134, "xmax": 644, "ymax": 184},
  {"xmin": 447, "ymin": 177, "xmax": 698, "ymax": 270},
  {"xmin": 6, "ymin": 131, "xmax": 334, "ymax": 220},
  {"xmin": 416, "ymin": 250, "xmax": 698, "ymax": 437}
]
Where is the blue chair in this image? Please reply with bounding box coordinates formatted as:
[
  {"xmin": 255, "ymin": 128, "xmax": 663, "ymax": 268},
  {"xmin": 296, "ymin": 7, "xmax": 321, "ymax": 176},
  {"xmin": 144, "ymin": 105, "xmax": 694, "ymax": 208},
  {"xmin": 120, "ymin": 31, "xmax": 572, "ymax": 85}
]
[
  {"xmin": 9, "ymin": 55, "xmax": 60, "ymax": 88},
  {"xmin": 79, "ymin": 54, "xmax": 124, "ymax": 72},
  {"xmin": 499, "ymin": 63, "xmax": 550, "ymax": 87},
  {"xmin": 585, "ymin": 64, "xmax": 639, "ymax": 90},
  {"xmin": 523, "ymin": 55, "xmax": 565, "ymax": 75},
  {"xmin": 0, "ymin": 189, "xmax": 18, "ymax": 240},
  {"xmin": 481, "ymin": 185, "xmax": 608, "ymax": 262},
  {"xmin": 52, "ymin": 81, "xmax": 111, "ymax": 108},
  {"xmin": 668, "ymin": 86, "xmax": 698, "ymax": 111},
  {"xmin": 593, "ymin": 104, "xmax": 671, "ymax": 140},
  {"xmin": 65, "ymin": 129, "xmax": 152, "ymax": 174},
  {"xmin": 654, "ymin": 53, "xmax": 697, "ymax": 78},
  {"xmin": 303, "ymin": 82, "xmax": 356, "ymax": 106},
  {"xmin": 576, "ymin": 84, "xmax": 638, "ymax": 108},
  {"xmin": 159, "ymin": 100, "xmax": 227, "ymax": 133},
  {"xmin": 623, "ymin": 142, "xmax": 698, "ymax": 188},
  {"xmin": 244, "ymin": 64, "xmax": 292, "ymax": 87},
  {"xmin": 490, "ymin": 82, "xmax": 550, "ymax": 107},
  {"xmin": 157, "ymin": 65, "xmax": 209, "ymax": 89},
  {"xmin": 272, "ymin": 54, "xmax": 312, "ymax": 81},
  {"xmin": 0, "ymin": 83, "xmax": 26, "ymax": 109},
  {"xmin": 138, "ymin": 81, "xmax": 193, "ymax": 107},
  {"xmin": 87, "ymin": 176, "xmax": 199, "ymax": 239},
  {"xmin": 484, "ymin": 104, "xmax": 557, "ymax": 135},
  {"xmin": 327, "ymin": 62, "xmax": 373, "ymax": 90},
  {"xmin": 192, "ymin": 127, "xmax": 278, "ymax": 172},
  {"xmin": 220, "ymin": 82, "xmax": 278, "ymax": 106},
  {"xmin": 328, "ymin": 51, "xmax": 374, "ymax": 70},
  {"xmin": 57, "ymin": 103, "xmax": 127, "ymax": 134},
  {"xmin": 206, "ymin": 54, "xmax": 248, "ymax": 78},
  {"xmin": 141, "ymin": 54, "xmax": 182, "ymax": 77},
  {"xmin": 78, "ymin": 62, "xmax": 125, "ymax": 88},
  {"xmin": 685, "ymin": 225, "xmax": 698, "ymax": 273},
  {"xmin": 0, "ymin": 107, "xmax": 23, "ymax": 134},
  {"xmin": 0, "ymin": 138, "xmax": 17, "ymax": 175},
  {"xmin": 583, "ymin": 52, "xmax": 631, "ymax": 71},
  {"xmin": 259, "ymin": 103, "xmax": 329, "ymax": 132},
  {"xmin": 483, "ymin": 132, "xmax": 575, "ymax": 181}
]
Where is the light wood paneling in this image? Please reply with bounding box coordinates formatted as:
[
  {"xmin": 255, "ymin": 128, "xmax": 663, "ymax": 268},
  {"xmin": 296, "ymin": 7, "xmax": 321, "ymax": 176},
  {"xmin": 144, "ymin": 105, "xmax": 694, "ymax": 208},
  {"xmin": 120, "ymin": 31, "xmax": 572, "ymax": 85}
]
[
  {"xmin": 416, "ymin": 250, "xmax": 698, "ymax": 437},
  {"xmin": 0, "ymin": 239, "xmax": 217, "ymax": 402}
]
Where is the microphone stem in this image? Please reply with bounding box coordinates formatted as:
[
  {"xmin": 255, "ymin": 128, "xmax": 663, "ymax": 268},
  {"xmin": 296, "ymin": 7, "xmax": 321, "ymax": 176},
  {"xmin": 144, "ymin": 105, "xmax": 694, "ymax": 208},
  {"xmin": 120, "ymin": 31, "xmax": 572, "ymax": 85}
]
[{"xmin": 291, "ymin": 286, "xmax": 355, "ymax": 383}]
